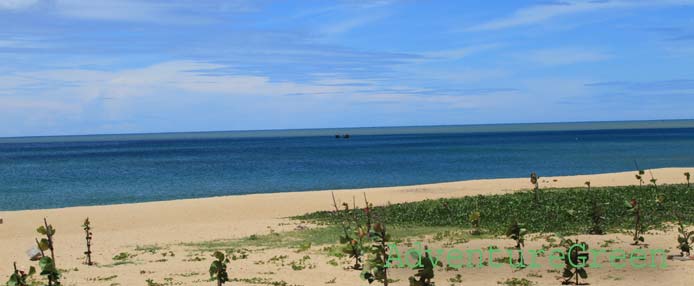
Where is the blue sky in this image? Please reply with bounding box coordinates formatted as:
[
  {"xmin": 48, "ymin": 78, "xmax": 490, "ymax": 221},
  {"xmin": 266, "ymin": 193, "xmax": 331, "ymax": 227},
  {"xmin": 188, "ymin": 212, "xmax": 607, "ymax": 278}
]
[{"xmin": 1, "ymin": 0, "xmax": 694, "ymax": 137}]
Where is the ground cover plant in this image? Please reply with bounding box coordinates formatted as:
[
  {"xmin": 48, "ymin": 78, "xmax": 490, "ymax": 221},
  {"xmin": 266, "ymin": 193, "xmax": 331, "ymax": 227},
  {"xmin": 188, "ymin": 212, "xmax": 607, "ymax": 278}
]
[{"xmin": 296, "ymin": 184, "xmax": 694, "ymax": 237}]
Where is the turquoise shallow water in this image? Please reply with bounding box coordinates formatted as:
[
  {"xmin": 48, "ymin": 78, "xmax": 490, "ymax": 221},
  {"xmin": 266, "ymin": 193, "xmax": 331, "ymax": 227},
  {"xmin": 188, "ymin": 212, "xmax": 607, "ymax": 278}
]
[{"xmin": 1, "ymin": 120, "xmax": 694, "ymax": 211}]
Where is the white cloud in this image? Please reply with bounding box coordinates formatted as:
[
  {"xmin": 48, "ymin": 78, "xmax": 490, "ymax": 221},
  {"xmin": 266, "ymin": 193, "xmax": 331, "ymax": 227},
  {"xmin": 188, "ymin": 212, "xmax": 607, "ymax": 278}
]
[
  {"xmin": 468, "ymin": 0, "xmax": 694, "ymax": 31},
  {"xmin": 0, "ymin": 0, "xmax": 38, "ymax": 10},
  {"xmin": 523, "ymin": 48, "xmax": 610, "ymax": 66}
]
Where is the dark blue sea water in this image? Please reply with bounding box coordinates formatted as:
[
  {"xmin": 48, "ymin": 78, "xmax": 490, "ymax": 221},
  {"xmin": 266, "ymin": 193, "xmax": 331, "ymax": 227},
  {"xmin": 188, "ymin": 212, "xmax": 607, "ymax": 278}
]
[{"xmin": 2, "ymin": 121, "xmax": 694, "ymax": 211}]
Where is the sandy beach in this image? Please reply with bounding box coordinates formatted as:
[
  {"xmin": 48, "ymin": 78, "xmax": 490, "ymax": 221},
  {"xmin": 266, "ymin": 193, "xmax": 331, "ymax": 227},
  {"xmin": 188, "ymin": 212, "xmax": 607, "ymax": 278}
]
[{"xmin": 1, "ymin": 167, "xmax": 693, "ymax": 285}]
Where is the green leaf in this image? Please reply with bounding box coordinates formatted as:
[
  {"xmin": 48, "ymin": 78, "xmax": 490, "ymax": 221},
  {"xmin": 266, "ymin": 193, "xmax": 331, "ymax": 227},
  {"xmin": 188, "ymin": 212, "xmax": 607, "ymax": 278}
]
[
  {"xmin": 577, "ymin": 268, "xmax": 588, "ymax": 279},
  {"xmin": 209, "ymin": 260, "xmax": 221, "ymax": 277},
  {"xmin": 213, "ymin": 251, "xmax": 225, "ymax": 261},
  {"xmin": 38, "ymin": 239, "xmax": 50, "ymax": 251},
  {"xmin": 7, "ymin": 273, "xmax": 20, "ymax": 286}
]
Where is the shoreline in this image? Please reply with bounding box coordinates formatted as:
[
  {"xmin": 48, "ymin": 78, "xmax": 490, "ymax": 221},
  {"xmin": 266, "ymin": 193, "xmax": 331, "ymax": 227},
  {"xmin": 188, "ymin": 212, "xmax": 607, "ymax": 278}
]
[
  {"xmin": 1, "ymin": 167, "xmax": 691, "ymax": 240},
  {"xmin": 3, "ymin": 166, "xmax": 694, "ymax": 214},
  {"xmin": 1, "ymin": 167, "xmax": 693, "ymax": 284}
]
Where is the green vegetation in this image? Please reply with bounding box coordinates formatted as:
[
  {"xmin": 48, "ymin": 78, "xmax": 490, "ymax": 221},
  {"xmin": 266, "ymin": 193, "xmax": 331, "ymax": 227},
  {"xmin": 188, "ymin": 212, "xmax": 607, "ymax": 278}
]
[
  {"xmin": 625, "ymin": 199, "xmax": 644, "ymax": 245},
  {"xmin": 407, "ymin": 245, "xmax": 435, "ymax": 286},
  {"xmin": 587, "ymin": 181, "xmax": 605, "ymax": 235},
  {"xmin": 361, "ymin": 204, "xmax": 392, "ymax": 286},
  {"xmin": 468, "ymin": 211, "xmax": 481, "ymax": 235},
  {"xmin": 635, "ymin": 169, "xmax": 645, "ymax": 187},
  {"xmin": 209, "ymin": 251, "xmax": 230, "ymax": 286},
  {"xmin": 560, "ymin": 239, "xmax": 589, "ymax": 285},
  {"xmin": 36, "ymin": 218, "xmax": 60, "ymax": 286},
  {"xmin": 82, "ymin": 218, "xmax": 93, "ymax": 266},
  {"xmin": 506, "ymin": 222, "xmax": 527, "ymax": 268},
  {"xmin": 497, "ymin": 277, "xmax": 536, "ymax": 286},
  {"xmin": 331, "ymin": 192, "xmax": 369, "ymax": 270},
  {"xmin": 530, "ymin": 172, "xmax": 540, "ymax": 203},
  {"xmin": 675, "ymin": 214, "xmax": 694, "ymax": 257},
  {"xmin": 6, "ymin": 262, "xmax": 35, "ymax": 286},
  {"xmin": 296, "ymin": 184, "xmax": 694, "ymax": 236},
  {"xmin": 685, "ymin": 172, "xmax": 691, "ymax": 189}
]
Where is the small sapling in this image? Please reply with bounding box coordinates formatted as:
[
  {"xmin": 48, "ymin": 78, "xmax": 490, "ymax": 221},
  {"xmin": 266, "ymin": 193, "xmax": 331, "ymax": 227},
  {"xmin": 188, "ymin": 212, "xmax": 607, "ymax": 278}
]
[
  {"xmin": 685, "ymin": 172, "xmax": 691, "ymax": 189},
  {"xmin": 36, "ymin": 218, "xmax": 60, "ymax": 285},
  {"xmin": 625, "ymin": 199, "xmax": 644, "ymax": 245},
  {"xmin": 675, "ymin": 214, "xmax": 693, "ymax": 257},
  {"xmin": 408, "ymin": 245, "xmax": 435, "ymax": 286},
  {"xmin": 209, "ymin": 251, "xmax": 230, "ymax": 286},
  {"xmin": 561, "ymin": 239, "xmax": 589, "ymax": 285},
  {"xmin": 635, "ymin": 170, "xmax": 645, "ymax": 188},
  {"xmin": 505, "ymin": 222, "xmax": 527, "ymax": 268},
  {"xmin": 6, "ymin": 262, "xmax": 35, "ymax": 286},
  {"xmin": 586, "ymin": 181, "xmax": 604, "ymax": 235},
  {"xmin": 469, "ymin": 211, "xmax": 481, "ymax": 235},
  {"xmin": 331, "ymin": 192, "xmax": 366, "ymax": 270},
  {"xmin": 530, "ymin": 172, "xmax": 540, "ymax": 202},
  {"xmin": 361, "ymin": 210, "xmax": 391, "ymax": 285},
  {"xmin": 82, "ymin": 218, "xmax": 93, "ymax": 266}
]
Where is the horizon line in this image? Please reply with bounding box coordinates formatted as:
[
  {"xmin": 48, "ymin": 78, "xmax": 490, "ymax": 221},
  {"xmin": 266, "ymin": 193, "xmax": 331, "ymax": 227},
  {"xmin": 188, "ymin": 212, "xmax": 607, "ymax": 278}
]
[{"xmin": 2, "ymin": 118, "xmax": 694, "ymax": 142}]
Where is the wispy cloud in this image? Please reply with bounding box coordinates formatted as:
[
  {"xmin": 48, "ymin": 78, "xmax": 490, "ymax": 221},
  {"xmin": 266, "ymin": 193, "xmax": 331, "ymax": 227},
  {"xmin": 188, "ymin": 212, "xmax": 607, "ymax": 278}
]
[
  {"xmin": 586, "ymin": 79, "xmax": 694, "ymax": 91},
  {"xmin": 319, "ymin": 14, "xmax": 385, "ymax": 35},
  {"xmin": 420, "ymin": 44, "xmax": 501, "ymax": 60},
  {"xmin": 467, "ymin": 0, "xmax": 694, "ymax": 31},
  {"xmin": 0, "ymin": 0, "xmax": 38, "ymax": 10},
  {"xmin": 523, "ymin": 48, "xmax": 610, "ymax": 66}
]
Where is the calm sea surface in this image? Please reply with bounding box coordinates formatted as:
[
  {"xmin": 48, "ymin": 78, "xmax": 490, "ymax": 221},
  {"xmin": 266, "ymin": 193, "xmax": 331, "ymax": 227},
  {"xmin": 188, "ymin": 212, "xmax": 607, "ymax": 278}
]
[{"xmin": 2, "ymin": 120, "xmax": 694, "ymax": 211}]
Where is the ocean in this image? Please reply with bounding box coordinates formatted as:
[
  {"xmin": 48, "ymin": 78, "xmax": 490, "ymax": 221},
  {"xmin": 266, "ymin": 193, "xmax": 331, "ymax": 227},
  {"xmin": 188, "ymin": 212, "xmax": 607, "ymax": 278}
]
[{"xmin": 2, "ymin": 120, "xmax": 694, "ymax": 211}]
